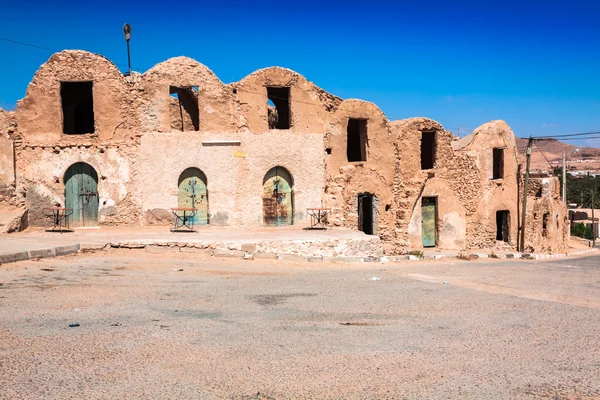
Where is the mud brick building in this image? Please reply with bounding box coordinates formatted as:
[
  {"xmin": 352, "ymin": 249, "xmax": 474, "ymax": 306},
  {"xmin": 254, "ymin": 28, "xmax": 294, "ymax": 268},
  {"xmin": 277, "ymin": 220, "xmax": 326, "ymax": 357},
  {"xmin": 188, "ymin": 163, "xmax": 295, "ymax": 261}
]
[{"xmin": 0, "ymin": 50, "xmax": 568, "ymax": 253}]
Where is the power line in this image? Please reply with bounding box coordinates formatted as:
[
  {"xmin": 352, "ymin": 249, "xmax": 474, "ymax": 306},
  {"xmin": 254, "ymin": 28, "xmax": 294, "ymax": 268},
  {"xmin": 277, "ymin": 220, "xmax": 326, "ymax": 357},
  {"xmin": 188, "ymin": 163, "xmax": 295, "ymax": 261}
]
[
  {"xmin": 533, "ymin": 141, "xmax": 556, "ymax": 170},
  {"xmin": 535, "ymin": 131, "xmax": 600, "ymax": 140}
]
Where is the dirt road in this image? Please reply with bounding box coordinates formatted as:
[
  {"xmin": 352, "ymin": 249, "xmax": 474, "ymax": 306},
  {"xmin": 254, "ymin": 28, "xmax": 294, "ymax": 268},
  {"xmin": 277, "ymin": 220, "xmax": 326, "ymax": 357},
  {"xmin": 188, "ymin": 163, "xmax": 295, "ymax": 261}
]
[{"xmin": 1, "ymin": 249, "xmax": 599, "ymax": 399}]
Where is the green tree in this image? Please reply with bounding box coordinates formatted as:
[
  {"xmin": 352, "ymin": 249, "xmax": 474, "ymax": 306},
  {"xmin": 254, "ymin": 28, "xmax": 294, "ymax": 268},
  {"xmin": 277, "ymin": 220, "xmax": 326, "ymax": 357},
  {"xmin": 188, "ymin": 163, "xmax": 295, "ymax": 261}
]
[{"xmin": 571, "ymin": 222, "xmax": 594, "ymax": 240}]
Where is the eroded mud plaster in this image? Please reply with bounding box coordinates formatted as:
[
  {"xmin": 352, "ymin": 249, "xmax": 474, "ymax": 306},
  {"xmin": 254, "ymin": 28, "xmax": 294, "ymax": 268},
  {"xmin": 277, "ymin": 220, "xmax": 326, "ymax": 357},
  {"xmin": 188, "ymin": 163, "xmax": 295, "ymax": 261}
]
[{"xmin": 1, "ymin": 50, "xmax": 567, "ymax": 253}]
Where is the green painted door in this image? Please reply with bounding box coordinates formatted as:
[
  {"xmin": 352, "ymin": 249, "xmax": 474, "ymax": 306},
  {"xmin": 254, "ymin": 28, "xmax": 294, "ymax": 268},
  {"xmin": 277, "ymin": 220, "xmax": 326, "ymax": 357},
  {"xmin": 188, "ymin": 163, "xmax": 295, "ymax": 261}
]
[
  {"xmin": 64, "ymin": 162, "xmax": 99, "ymax": 227},
  {"xmin": 178, "ymin": 168, "xmax": 208, "ymax": 225},
  {"xmin": 422, "ymin": 197, "xmax": 437, "ymax": 247},
  {"xmin": 262, "ymin": 167, "xmax": 293, "ymax": 226}
]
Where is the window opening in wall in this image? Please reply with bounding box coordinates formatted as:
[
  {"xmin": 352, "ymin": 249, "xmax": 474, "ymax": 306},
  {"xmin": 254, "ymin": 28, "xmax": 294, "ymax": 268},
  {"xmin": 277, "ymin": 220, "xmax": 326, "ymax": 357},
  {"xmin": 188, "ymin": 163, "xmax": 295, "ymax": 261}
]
[
  {"xmin": 326, "ymin": 148, "xmax": 332, "ymax": 155},
  {"xmin": 535, "ymin": 187, "xmax": 543, "ymax": 197},
  {"xmin": 358, "ymin": 193, "xmax": 374, "ymax": 235},
  {"xmin": 347, "ymin": 119, "xmax": 368, "ymax": 162},
  {"xmin": 266, "ymin": 87, "xmax": 290, "ymax": 129},
  {"xmin": 61, "ymin": 81, "xmax": 95, "ymax": 134},
  {"xmin": 421, "ymin": 131, "xmax": 436, "ymax": 170},
  {"xmin": 169, "ymin": 86, "xmax": 199, "ymax": 132},
  {"xmin": 493, "ymin": 148, "xmax": 504, "ymax": 179},
  {"xmin": 496, "ymin": 210, "xmax": 510, "ymax": 242},
  {"xmin": 542, "ymin": 213, "xmax": 549, "ymax": 237}
]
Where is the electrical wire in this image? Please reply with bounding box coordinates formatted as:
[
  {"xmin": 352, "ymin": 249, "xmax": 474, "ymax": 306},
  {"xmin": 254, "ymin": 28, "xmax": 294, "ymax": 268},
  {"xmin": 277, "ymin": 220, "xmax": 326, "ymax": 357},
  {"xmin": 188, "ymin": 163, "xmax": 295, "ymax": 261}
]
[{"xmin": 533, "ymin": 141, "xmax": 556, "ymax": 170}]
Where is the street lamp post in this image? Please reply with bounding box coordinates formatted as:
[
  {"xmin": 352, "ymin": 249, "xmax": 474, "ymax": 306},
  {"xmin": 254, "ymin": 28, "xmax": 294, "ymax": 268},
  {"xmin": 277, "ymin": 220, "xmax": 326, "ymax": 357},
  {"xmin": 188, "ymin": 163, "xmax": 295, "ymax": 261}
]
[{"xmin": 123, "ymin": 23, "xmax": 132, "ymax": 76}]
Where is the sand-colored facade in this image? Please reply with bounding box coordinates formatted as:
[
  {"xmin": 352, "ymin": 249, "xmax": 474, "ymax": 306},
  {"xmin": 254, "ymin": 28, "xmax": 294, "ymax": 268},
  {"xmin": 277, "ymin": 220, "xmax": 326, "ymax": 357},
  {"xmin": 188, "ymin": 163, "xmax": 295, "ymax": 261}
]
[{"xmin": 0, "ymin": 50, "xmax": 568, "ymax": 253}]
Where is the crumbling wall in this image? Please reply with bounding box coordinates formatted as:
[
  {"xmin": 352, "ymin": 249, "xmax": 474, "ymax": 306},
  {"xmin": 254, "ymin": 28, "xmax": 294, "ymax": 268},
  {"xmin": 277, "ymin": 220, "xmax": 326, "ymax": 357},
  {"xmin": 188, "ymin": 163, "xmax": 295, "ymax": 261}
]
[
  {"xmin": 452, "ymin": 121, "xmax": 520, "ymax": 249},
  {"xmin": 13, "ymin": 50, "xmax": 140, "ymax": 227},
  {"xmin": 392, "ymin": 118, "xmax": 476, "ymax": 252},
  {"xmin": 16, "ymin": 50, "xmax": 136, "ymax": 143},
  {"xmin": 0, "ymin": 108, "xmax": 15, "ymax": 187},
  {"xmin": 6, "ymin": 49, "xmax": 568, "ymax": 254},
  {"xmin": 235, "ymin": 67, "xmax": 341, "ymax": 134},
  {"xmin": 136, "ymin": 57, "xmax": 243, "ymax": 133},
  {"xmin": 323, "ymin": 100, "xmax": 396, "ymax": 251},
  {"xmin": 16, "ymin": 144, "xmax": 138, "ymax": 226},
  {"xmin": 523, "ymin": 177, "xmax": 569, "ymax": 253}
]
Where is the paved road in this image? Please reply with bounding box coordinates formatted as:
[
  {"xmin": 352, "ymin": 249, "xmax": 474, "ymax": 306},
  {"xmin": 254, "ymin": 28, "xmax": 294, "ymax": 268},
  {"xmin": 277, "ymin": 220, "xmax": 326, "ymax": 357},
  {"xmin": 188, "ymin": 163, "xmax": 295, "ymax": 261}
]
[{"xmin": 1, "ymin": 250, "xmax": 599, "ymax": 399}]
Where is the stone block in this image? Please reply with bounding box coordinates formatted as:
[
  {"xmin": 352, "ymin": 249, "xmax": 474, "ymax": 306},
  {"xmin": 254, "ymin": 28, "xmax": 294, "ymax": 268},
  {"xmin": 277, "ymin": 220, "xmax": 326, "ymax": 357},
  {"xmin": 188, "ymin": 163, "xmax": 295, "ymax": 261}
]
[
  {"xmin": 252, "ymin": 252, "xmax": 278, "ymax": 259},
  {"xmin": 27, "ymin": 248, "xmax": 56, "ymax": 259},
  {"xmin": 213, "ymin": 248, "xmax": 245, "ymax": 258},
  {"xmin": 0, "ymin": 251, "xmax": 29, "ymax": 264},
  {"xmin": 55, "ymin": 244, "xmax": 80, "ymax": 256},
  {"xmin": 241, "ymin": 243, "xmax": 257, "ymax": 252},
  {"xmin": 278, "ymin": 254, "xmax": 306, "ymax": 262}
]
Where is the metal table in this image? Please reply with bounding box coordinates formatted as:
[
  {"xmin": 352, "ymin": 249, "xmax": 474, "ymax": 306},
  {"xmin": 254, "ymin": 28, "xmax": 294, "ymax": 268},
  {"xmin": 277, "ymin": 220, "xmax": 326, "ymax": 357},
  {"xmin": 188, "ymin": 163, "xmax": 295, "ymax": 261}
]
[
  {"xmin": 42, "ymin": 207, "xmax": 73, "ymax": 233},
  {"xmin": 171, "ymin": 207, "xmax": 198, "ymax": 232},
  {"xmin": 306, "ymin": 208, "xmax": 331, "ymax": 229}
]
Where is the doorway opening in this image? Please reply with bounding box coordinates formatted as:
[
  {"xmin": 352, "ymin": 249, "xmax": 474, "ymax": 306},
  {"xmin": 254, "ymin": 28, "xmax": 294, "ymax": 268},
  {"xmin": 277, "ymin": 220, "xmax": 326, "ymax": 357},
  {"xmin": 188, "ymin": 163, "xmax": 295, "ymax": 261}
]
[
  {"xmin": 169, "ymin": 86, "xmax": 199, "ymax": 131},
  {"xmin": 61, "ymin": 81, "xmax": 94, "ymax": 134},
  {"xmin": 347, "ymin": 119, "xmax": 367, "ymax": 162},
  {"xmin": 64, "ymin": 162, "xmax": 99, "ymax": 227},
  {"xmin": 262, "ymin": 166, "xmax": 293, "ymax": 226},
  {"xmin": 358, "ymin": 193, "xmax": 375, "ymax": 235},
  {"xmin": 266, "ymin": 87, "xmax": 290, "ymax": 129},
  {"xmin": 496, "ymin": 210, "xmax": 510, "ymax": 242},
  {"xmin": 421, "ymin": 197, "xmax": 437, "ymax": 247},
  {"xmin": 178, "ymin": 167, "xmax": 208, "ymax": 225}
]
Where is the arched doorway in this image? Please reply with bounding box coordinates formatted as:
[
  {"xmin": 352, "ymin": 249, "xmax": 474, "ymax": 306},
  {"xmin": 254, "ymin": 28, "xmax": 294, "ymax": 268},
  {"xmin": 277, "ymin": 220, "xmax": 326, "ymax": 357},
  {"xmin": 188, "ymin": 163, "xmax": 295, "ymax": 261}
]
[
  {"xmin": 64, "ymin": 162, "xmax": 99, "ymax": 227},
  {"xmin": 262, "ymin": 166, "xmax": 293, "ymax": 226},
  {"xmin": 178, "ymin": 167, "xmax": 208, "ymax": 225}
]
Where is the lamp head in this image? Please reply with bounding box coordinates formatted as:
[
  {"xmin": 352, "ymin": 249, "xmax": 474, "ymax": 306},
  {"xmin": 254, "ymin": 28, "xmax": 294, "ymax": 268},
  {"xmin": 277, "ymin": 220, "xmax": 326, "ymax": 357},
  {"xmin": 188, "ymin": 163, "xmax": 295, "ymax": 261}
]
[{"xmin": 123, "ymin": 23, "xmax": 131, "ymax": 41}]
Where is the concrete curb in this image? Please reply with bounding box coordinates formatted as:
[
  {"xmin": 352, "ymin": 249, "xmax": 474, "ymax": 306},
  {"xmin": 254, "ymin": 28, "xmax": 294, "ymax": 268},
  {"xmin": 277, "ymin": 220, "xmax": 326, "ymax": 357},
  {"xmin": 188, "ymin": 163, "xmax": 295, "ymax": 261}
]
[
  {"xmin": 1, "ymin": 240, "xmax": 597, "ymax": 265},
  {"xmin": 0, "ymin": 244, "xmax": 80, "ymax": 265}
]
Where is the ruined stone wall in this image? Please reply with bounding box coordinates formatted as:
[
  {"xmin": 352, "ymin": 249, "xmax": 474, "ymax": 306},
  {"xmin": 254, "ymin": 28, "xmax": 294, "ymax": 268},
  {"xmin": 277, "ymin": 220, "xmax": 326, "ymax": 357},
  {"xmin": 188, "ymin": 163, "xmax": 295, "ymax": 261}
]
[
  {"xmin": 7, "ymin": 48, "xmax": 567, "ymax": 253},
  {"xmin": 523, "ymin": 177, "xmax": 569, "ymax": 253},
  {"xmin": 16, "ymin": 144, "xmax": 138, "ymax": 226},
  {"xmin": 323, "ymin": 100, "xmax": 396, "ymax": 252},
  {"xmin": 452, "ymin": 121, "xmax": 520, "ymax": 249},
  {"xmin": 392, "ymin": 118, "xmax": 474, "ymax": 252},
  {"xmin": 234, "ymin": 67, "xmax": 340, "ymax": 134},
  {"xmin": 139, "ymin": 132, "xmax": 324, "ymax": 226},
  {"xmin": 390, "ymin": 119, "xmax": 521, "ymax": 252},
  {"xmin": 14, "ymin": 51, "xmax": 140, "ymax": 226},
  {"xmin": 0, "ymin": 109, "xmax": 15, "ymax": 187},
  {"xmin": 136, "ymin": 57, "xmax": 243, "ymax": 133}
]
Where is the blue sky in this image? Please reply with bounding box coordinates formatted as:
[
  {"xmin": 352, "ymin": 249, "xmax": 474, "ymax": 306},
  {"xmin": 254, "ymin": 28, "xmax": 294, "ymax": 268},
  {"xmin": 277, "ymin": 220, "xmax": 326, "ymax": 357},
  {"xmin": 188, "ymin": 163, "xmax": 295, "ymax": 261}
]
[{"xmin": 0, "ymin": 0, "xmax": 599, "ymax": 144}]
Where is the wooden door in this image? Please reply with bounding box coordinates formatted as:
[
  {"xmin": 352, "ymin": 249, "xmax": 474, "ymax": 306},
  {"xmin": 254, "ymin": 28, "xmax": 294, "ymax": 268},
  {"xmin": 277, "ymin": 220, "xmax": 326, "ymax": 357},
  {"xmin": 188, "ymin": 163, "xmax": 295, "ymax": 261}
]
[
  {"xmin": 178, "ymin": 168, "xmax": 208, "ymax": 225},
  {"xmin": 421, "ymin": 197, "xmax": 437, "ymax": 247},
  {"xmin": 262, "ymin": 167, "xmax": 293, "ymax": 226},
  {"xmin": 64, "ymin": 162, "xmax": 99, "ymax": 227}
]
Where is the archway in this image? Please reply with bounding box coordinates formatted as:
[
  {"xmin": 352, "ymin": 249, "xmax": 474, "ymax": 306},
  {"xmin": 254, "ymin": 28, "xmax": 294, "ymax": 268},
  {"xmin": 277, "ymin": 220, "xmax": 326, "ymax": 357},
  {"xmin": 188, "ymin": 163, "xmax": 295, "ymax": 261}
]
[
  {"xmin": 64, "ymin": 162, "xmax": 99, "ymax": 227},
  {"xmin": 178, "ymin": 167, "xmax": 208, "ymax": 225},
  {"xmin": 262, "ymin": 166, "xmax": 293, "ymax": 226}
]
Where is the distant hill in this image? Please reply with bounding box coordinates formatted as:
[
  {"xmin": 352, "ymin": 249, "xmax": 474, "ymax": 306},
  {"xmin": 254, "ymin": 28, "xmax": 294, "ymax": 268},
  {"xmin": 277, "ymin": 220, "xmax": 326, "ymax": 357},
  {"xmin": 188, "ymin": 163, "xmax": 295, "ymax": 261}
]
[{"xmin": 515, "ymin": 138, "xmax": 600, "ymax": 172}]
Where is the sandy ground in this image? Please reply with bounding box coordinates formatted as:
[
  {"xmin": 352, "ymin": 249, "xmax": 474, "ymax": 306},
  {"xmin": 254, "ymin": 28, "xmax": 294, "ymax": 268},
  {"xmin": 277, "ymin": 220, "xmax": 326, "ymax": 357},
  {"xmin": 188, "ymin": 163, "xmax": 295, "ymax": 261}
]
[{"xmin": 1, "ymin": 249, "xmax": 599, "ymax": 399}]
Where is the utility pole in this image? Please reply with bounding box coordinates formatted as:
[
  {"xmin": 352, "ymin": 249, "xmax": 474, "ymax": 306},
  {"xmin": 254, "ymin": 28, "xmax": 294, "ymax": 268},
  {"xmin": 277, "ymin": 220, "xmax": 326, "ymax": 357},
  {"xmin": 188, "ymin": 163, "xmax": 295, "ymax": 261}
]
[
  {"xmin": 520, "ymin": 137, "xmax": 534, "ymax": 252},
  {"xmin": 592, "ymin": 190, "xmax": 596, "ymax": 247},
  {"xmin": 562, "ymin": 152, "xmax": 567, "ymax": 204}
]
